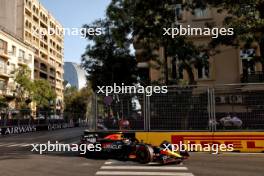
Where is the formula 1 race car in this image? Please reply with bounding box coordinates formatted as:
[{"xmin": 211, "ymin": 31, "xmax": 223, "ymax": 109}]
[{"xmin": 79, "ymin": 131, "xmax": 189, "ymax": 165}]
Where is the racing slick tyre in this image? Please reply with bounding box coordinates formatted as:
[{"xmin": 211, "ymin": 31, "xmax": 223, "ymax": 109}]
[{"xmin": 136, "ymin": 144, "xmax": 154, "ymax": 164}]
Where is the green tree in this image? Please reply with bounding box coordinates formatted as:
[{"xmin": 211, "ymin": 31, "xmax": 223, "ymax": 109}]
[
  {"xmin": 13, "ymin": 66, "xmax": 57, "ymax": 118},
  {"xmin": 33, "ymin": 79, "xmax": 56, "ymax": 113},
  {"xmin": 0, "ymin": 97, "xmax": 8, "ymax": 109},
  {"xmin": 13, "ymin": 66, "xmax": 34, "ymax": 111},
  {"xmin": 0, "ymin": 96, "xmax": 8, "ymax": 120},
  {"xmin": 107, "ymin": 0, "xmax": 208, "ymax": 85},
  {"xmin": 64, "ymin": 86, "xmax": 93, "ymax": 121},
  {"xmin": 82, "ymin": 19, "xmax": 137, "ymax": 90},
  {"xmin": 185, "ymin": 0, "xmax": 264, "ymax": 63}
]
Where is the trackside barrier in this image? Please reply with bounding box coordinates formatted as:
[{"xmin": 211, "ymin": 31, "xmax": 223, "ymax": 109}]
[
  {"xmin": 0, "ymin": 121, "xmax": 79, "ymax": 136},
  {"xmin": 92, "ymin": 84, "xmax": 264, "ymax": 152},
  {"xmin": 135, "ymin": 132, "xmax": 264, "ymax": 153},
  {"xmin": 93, "ymin": 84, "xmax": 264, "ymax": 132}
]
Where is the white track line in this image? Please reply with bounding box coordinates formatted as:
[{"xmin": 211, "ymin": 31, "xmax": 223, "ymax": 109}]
[
  {"xmin": 101, "ymin": 166, "xmax": 188, "ymax": 170},
  {"xmin": 96, "ymin": 171, "xmax": 194, "ymax": 176},
  {"xmin": 0, "ymin": 143, "xmax": 33, "ymax": 147},
  {"xmin": 104, "ymin": 161, "xmax": 113, "ymax": 165},
  {"xmin": 6, "ymin": 143, "xmax": 28, "ymax": 147},
  {"xmin": 0, "ymin": 143, "xmax": 16, "ymax": 147}
]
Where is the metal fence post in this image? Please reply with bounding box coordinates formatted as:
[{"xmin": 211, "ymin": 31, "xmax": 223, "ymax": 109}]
[
  {"xmin": 143, "ymin": 92, "xmax": 150, "ymax": 132},
  {"xmin": 207, "ymin": 87, "xmax": 212, "ymax": 132},
  {"xmin": 143, "ymin": 93, "xmax": 147, "ymax": 131},
  {"xmin": 208, "ymin": 87, "xmax": 217, "ymax": 132},
  {"xmin": 211, "ymin": 88, "xmax": 216, "ymax": 132},
  {"xmin": 147, "ymin": 95, "xmax": 150, "ymax": 132},
  {"xmin": 94, "ymin": 92, "xmax": 98, "ymax": 131}
]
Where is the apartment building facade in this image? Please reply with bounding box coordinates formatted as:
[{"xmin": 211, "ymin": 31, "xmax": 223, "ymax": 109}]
[
  {"xmin": 0, "ymin": 27, "xmax": 34, "ymax": 109},
  {"xmin": 135, "ymin": 6, "xmax": 264, "ymax": 86},
  {"xmin": 0, "ymin": 0, "xmax": 64, "ymax": 112}
]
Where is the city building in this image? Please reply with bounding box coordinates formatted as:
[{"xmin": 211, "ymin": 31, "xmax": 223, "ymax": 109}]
[
  {"xmin": 135, "ymin": 6, "xmax": 264, "ymax": 86},
  {"xmin": 134, "ymin": 5, "xmax": 264, "ymax": 119},
  {"xmin": 0, "ymin": 0, "xmax": 64, "ymax": 112},
  {"xmin": 0, "ymin": 27, "xmax": 34, "ymax": 109},
  {"xmin": 64, "ymin": 62, "xmax": 87, "ymax": 90}
]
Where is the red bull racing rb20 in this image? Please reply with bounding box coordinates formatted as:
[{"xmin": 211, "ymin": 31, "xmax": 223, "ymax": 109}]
[{"xmin": 79, "ymin": 131, "xmax": 189, "ymax": 165}]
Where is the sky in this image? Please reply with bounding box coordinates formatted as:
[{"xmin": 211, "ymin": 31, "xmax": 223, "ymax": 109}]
[{"xmin": 39, "ymin": 0, "xmax": 111, "ymax": 64}]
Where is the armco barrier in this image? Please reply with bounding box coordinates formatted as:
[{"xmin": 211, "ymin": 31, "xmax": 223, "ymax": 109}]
[{"xmin": 135, "ymin": 132, "xmax": 264, "ymax": 153}]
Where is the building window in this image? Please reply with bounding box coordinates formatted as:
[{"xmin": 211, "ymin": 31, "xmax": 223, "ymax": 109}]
[
  {"xmin": 240, "ymin": 49, "xmax": 256, "ymax": 74},
  {"xmin": 194, "ymin": 8, "xmax": 208, "ymax": 18},
  {"xmin": 0, "ymin": 58, "xmax": 7, "ymax": 72},
  {"xmin": 12, "ymin": 46, "xmax": 16, "ymax": 56},
  {"xmin": 198, "ymin": 65, "xmax": 209, "ymax": 79},
  {"xmin": 10, "ymin": 63, "xmax": 16, "ymax": 74},
  {"xmin": 0, "ymin": 39, "xmax": 7, "ymax": 53},
  {"xmin": 28, "ymin": 1, "xmax": 32, "ymax": 8},
  {"xmin": 175, "ymin": 4, "xmax": 183, "ymax": 20},
  {"xmin": 19, "ymin": 49, "xmax": 25, "ymax": 59},
  {"xmin": 40, "ymin": 63, "xmax": 48, "ymax": 72},
  {"xmin": 28, "ymin": 54, "xmax": 32, "ymax": 62}
]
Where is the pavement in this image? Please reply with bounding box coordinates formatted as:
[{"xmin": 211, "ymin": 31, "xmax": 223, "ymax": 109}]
[{"xmin": 0, "ymin": 128, "xmax": 263, "ymax": 176}]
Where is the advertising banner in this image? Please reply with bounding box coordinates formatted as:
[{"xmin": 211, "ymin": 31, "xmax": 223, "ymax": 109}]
[{"xmin": 136, "ymin": 132, "xmax": 264, "ymax": 153}]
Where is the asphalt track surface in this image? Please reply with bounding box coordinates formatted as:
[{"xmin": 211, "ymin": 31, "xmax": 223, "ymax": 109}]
[{"xmin": 0, "ymin": 128, "xmax": 263, "ymax": 176}]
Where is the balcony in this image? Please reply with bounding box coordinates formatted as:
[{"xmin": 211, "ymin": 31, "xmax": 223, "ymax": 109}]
[
  {"xmin": 0, "ymin": 48, "xmax": 9, "ymax": 59},
  {"xmin": 49, "ymin": 78, "xmax": 56, "ymax": 86},
  {"xmin": 50, "ymin": 71, "xmax": 56, "ymax": 77},
  {"xmin": 40, "ymin": 63, "xmax": 48, "ymax": 73},
  {"xmin": 0, "ymin": 66, "xmax": 9, "ymax": 78},
  {"xmin": 0, "ymin": 84, "xmax": 16, "ymax": 98},
  {"xmin": 241, "ymin": 71, "xmax": 264, "ymax": 83},
  {"xmin": 25, "ymin": 4, "xmax": 32, "ymax": 12},
  {"xmin": 18, "ymin": 57, "xmax": 31, "ymax": 66}
]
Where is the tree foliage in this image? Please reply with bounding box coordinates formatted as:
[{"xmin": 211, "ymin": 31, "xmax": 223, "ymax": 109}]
[
  {"xmin": 13, "ymin": 66, "xmax": 34, "ymax": 109},
  {"xmin": 0, "ymin": 97, "xmax": 8, "ymax": 109},
  {"xmin": 64, "ymin": 86, "xmax": 93, "ymax": 120},
  {"xmin": 33, "ymin": 79, "xmax": 56, "ymax": 110},
  {"xmin": 81, "ymin": 0, "xmax": 209, "ymax": 87},
  {"xmin": 14, "ymin": 66, "xmax": 56, "ymax": 111},
  {"xmin": 107, "ymin": 0, "xmax": 209, "ymax": 84},
  {"xmin": 186, "ymin": 0, "xmax": 264, "ymax": 62},
  {"xmin": 82, "ymin": 19, "xmax": 137, "ymax": 90}
]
